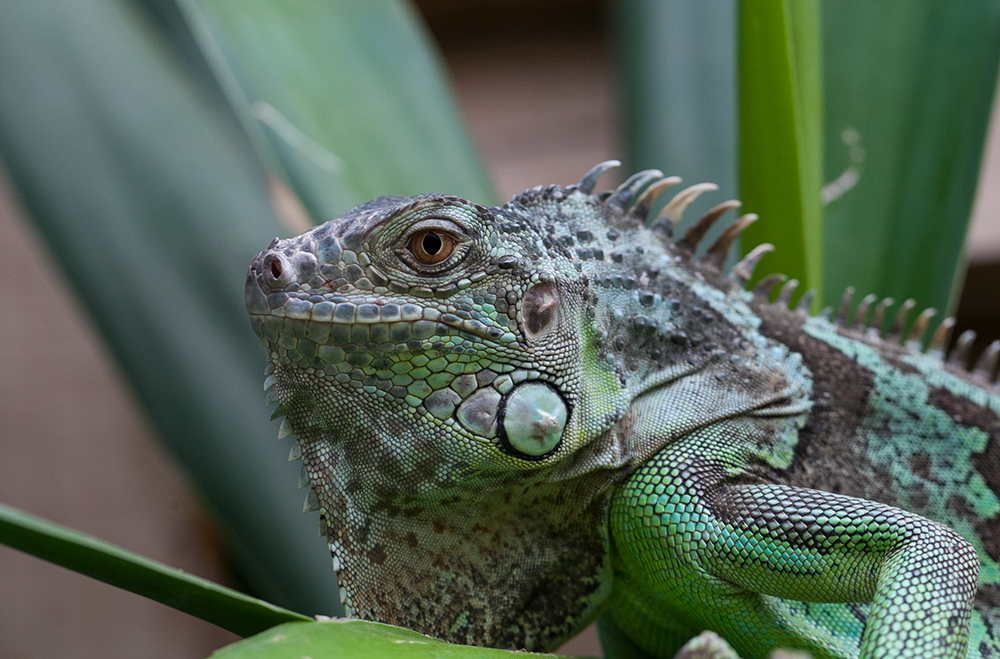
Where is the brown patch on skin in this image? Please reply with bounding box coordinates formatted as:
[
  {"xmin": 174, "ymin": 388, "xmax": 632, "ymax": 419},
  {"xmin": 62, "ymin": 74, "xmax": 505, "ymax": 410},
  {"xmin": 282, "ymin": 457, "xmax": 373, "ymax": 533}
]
[
  {"xmin": 432, "ymin": 520, "xmax": 447, "ymax": 534},
  {"xmin": 929, "ymin": 386, "xmax": 1000, "ymax": 563},
  {"xmin": 927, "ymin": 386, "xmax": 1000, "ymax": 490},
  {"xmin": 471, "ymin": 524, "xmax": 490, "ymax": 534},
  {"xmin": 975, "ymin": 511, "xmax": 1000, "ymax": 564},
  {"xmin": 954, "ymin": 497, "xmax": 1000, "ymax": 567},
  {"xmin": 751, "ymin": 300, "xmax": 890, "ymax": 501},
  {"xmin": 976, "ymin": 585, "xmax": 1000, "ymax": 645},
  {"xmin": 368, "ymin": 544, "xmax": 387, "ymax": 565},
  {"xmin": 882, "ymin": 352, "xmax": 922, "ymax": 376},
  {"xmin": 404, "ymin": 532, "xmax": 419, "ymax": 549},
  {"xmin": 907, "ymin": 485, "xmax": 930, "ymax": 510},
  {"xmin": 910, "ymin": 453, "xmax": 931, "ymax": 480},
  {"xmin": 431, "ymin": 553, "xmax": 447, "ymax": 569},
  {"xmin": 977, "ymin": 584, "xmax": 1000, "ymax": 610}
]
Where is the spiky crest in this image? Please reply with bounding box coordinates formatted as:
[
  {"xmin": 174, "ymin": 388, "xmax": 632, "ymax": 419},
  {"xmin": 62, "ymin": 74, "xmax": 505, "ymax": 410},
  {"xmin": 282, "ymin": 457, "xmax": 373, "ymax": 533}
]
[
  {"xmin": 704, "ymin": 213, "xmax": 757, "ymax": 268},
  {"xmin": 888, "ymin": 299, "xmax": 916, "ymax": 339},
  {"xmin": 731, "ymin": 243, "xmax": 775, "ymax": 285},
  {"xmin": 560, "ymin": 164, "xmax": 998, "ymax": 387},
  {"xmin": 606, "ymin": 169, "xmax": 664, "ymax": 211},
  {"xmin": 776, "ymin": 279, "xmax": 800, "ymax": 308},
  {"xmin": 675, "ymin": 200, "xmax": 741, "ymax": 253},
  {"xmin": 576, "ymin": 160, "xmax": 621, "ymax": 195},
  {"xmin": 626, "ymin": 176, "xmax": 681, "ymax": 223}
]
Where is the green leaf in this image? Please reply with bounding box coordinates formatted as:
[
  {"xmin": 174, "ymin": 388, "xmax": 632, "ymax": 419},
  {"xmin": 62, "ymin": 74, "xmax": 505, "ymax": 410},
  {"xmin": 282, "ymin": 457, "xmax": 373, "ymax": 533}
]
[
  {"xmin": 738, "ymin": 0, "xmax": 823, "ymax": 299},
  {"xmin": 177, "ymin": 0, "xmax": 498, "ymax": 223},
  {"xmin": 0, "ymin": 503, "xmax": 310, "ymax": 637},
  {"xmin": 210, "ymin": 619, "xmax": 545, "ymax": 659},
  {"xmin": 612, "ymin": 0, "xmax": 753, "ymax": 274},
  {"xmin": 611, "ymin": 0, "xmax": 737, "ymax": 228},
  {"xmin": 0, "ymin": 0, "xmax": 336, "ymax": 615},
  {"xmin": 822, "ymin": 0, "xmax": 1000, "ymax": 317}
]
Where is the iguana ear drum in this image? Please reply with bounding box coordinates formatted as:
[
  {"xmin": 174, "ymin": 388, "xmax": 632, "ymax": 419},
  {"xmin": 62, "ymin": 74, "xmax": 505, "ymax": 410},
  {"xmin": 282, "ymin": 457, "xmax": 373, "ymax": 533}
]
[
  {"xmin": 521, "ymin": 283, "xmax": 559, "ymax": 341},
  {"xmin": 497, "ymin": 381, "xmax": 568, "ymax": 459}
]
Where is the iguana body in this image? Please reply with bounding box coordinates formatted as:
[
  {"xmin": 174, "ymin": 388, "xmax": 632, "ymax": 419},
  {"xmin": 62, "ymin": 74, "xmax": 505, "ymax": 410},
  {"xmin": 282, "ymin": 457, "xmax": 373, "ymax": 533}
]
[{"xmin": 245, "ymin": 163, "xmax": 1000, "ymax": 658}]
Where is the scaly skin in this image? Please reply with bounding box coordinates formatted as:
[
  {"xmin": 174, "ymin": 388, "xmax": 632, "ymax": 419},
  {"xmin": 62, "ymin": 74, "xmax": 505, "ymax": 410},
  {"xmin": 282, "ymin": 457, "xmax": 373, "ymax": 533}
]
[{"xmin": 245, "ymin": 164, "xmax": 999, "ymax": 658}]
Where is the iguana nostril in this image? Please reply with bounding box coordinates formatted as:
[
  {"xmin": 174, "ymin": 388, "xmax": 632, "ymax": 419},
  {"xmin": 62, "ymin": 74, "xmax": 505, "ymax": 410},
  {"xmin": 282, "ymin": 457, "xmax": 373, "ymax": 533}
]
[
  {"xmin": 262, "ymin": 252, "xmax": 293, "ymax": 287},
  {"xmin": 499, "ymin": 381, "xmax": 568, "ymax": 458}
]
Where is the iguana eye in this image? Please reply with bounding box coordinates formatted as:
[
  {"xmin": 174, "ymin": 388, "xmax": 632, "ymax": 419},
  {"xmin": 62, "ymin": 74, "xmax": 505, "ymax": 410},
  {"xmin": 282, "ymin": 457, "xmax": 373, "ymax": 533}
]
[{"xmin": 408, "ymin": 229, "xmax": 455, "ymax": 265}]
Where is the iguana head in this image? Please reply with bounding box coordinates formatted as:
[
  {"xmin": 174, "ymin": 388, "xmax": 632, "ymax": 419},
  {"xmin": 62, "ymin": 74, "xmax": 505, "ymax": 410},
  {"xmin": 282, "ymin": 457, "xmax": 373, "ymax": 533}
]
[
  {"xmin": 247, "ymin": 189, "xmax": 608, "ymax": 468},
  {"xmin": 245, "ymin": 162, "xmax": 767, "ymax": 650}
]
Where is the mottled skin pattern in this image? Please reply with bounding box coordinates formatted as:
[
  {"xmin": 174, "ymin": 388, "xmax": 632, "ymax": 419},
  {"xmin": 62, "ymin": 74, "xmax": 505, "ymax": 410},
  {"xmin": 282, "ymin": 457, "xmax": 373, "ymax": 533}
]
[{"xmin": 246, "ymin": 165, "xmax": 999, "ymax": 658}]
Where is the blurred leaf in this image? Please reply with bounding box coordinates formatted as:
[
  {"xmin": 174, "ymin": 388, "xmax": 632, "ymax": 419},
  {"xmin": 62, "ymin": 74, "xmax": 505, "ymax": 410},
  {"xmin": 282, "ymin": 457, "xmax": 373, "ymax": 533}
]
[
  {"xmin": 738, "ymin": 0, "xmax": 823, "ymax": 298},
  {"xmin": 611, "ymin": 0, "xmax": 737, "ymax": 243},
  {"xmin": 211, "ymin": 619, "xmax": 541, "ymax": 659},
  {"xmin": 0, "ymin": 503, "xmax": 310, "ymax": 637},
  {"xmin": 822, "ymin": 0, "xmax": 1000, "ymax": 318},
  {"xmin": 177, "ymin": 0, "xmax": 498, "ymax": 223},
  {"xmin": 0, "ymin": 0, "xmax": 339, "ymax": 614}
]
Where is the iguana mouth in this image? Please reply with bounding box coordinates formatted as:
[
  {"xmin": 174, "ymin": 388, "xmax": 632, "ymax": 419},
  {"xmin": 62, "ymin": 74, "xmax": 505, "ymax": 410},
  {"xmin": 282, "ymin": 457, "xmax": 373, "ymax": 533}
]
[{"xmin": 247, "ymin": 279, "xmax": 513, "ymax": 347}]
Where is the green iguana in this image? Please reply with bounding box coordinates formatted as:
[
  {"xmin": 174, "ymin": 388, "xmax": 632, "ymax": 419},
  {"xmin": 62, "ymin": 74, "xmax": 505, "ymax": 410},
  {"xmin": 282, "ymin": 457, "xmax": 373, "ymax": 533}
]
[{"xmin": 245, "ymin": 162, "xmax": 1000, "ymax": 659}]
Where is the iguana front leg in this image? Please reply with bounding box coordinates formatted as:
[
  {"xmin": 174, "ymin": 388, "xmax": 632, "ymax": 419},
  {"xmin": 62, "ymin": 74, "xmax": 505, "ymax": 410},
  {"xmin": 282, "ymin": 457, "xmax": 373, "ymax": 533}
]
[{"xmin": 610, "ymin": 421, "xmax": 980, "ymax": 659}]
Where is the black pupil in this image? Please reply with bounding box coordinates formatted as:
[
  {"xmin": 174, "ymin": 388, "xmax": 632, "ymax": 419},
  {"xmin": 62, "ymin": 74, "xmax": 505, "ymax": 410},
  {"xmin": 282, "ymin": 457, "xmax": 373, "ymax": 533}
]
[{"xmin": 422, "ymin": 232, "xmax": 442, "ymax": 255}]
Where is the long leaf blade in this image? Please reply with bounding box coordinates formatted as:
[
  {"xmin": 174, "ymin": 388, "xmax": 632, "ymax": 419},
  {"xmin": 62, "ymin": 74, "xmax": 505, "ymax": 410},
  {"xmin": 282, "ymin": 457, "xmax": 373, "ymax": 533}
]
[
  {"xmin": 0, "ymin": 503, "xmax": 310, "ymax": 637},
  {"xmin": 611, "ymin": 0, "xmax": 738, "ymax": 233},
  {"xmin": 822, "ymin": 0, "xmax": 1000, "ymax": 316},
  {"xmin": 0, "ymin": 0, "xmax": 340, "ymax": 614},
  {"xmin": 738, "ymin": 0, "xmax": 823, "ymax": 298}
]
